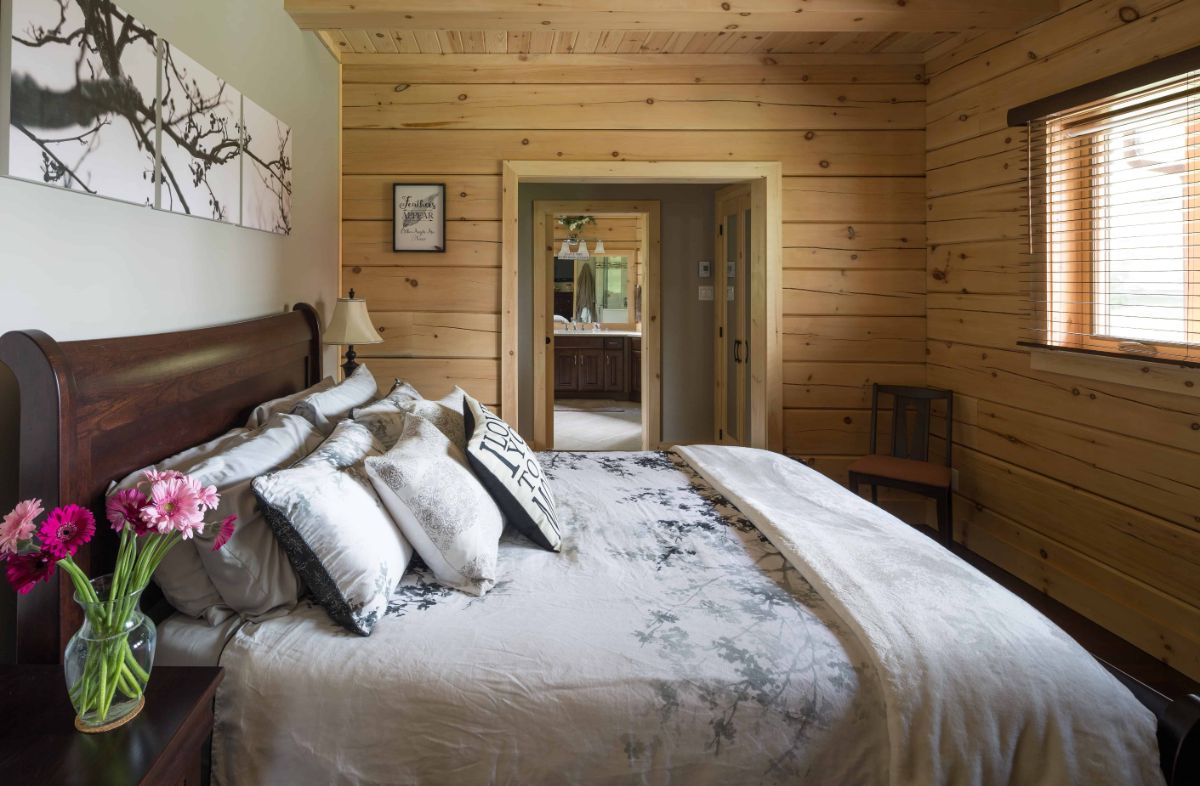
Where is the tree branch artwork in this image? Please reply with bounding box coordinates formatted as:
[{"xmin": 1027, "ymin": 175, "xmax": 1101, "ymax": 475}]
[
  {"xmin": 241, "ymin": 95, "xmax": 293, "ymax": 235},
  {"xmin": 9, "ymin": 0, "xmax": 159, "ymax": 205},
  {"xmin": 157, "ymin": 41, "xmax": 241, "ymax": 222},
  {"xmin": 8, "ymin": 0, "xmax": 294, "ymax": 233}
]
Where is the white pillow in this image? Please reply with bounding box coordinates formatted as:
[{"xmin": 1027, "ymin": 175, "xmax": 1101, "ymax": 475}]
[
  {"xmin": 365, "ymin": 413, "xmax": 503, "ymax": 596},
  {"xmin": 438, "ymin": 385, "xmax": 467, "ymax": 411},
  {"xmin": 108, "ymin": 428, "xmax": 248, "ymax": 622},
  {"xmin": 189, "ymin": 413, "xmax": 324, "ymax": 620},
  {"xmin": 353, "ymin": 398, "xmax": 466, "ymax": 452},
  {"xmin": 245, "ymin": 377, "xmax": 335, "ymax": 429},
  {"xmin": 291, "ymin": 364, "xmax": 378, "ymax": 435},
  {"xmin": 253, "ymin": 420, "xmax": 412, "ymax": 635}
]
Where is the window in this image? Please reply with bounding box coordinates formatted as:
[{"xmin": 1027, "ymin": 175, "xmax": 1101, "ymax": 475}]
[{"xmin": 1024, "ymin": 67, "xmax": 1199, "ymax": 364}]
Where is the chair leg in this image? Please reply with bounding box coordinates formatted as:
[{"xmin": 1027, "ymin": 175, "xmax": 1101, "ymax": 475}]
[
  {"xmin": 870, "ymin": 484, "xmax": 878, "ymax": 505},
  {"xmin": 849, "ymin": 473, "xmax": 859, "ymax": 496},
  {"xmin": 936, "ymin": 491, "xmax": 952, "ymax": 547}
]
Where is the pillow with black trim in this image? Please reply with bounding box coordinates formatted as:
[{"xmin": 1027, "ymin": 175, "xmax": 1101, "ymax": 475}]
[
  {"xmin": 462, "ymin": 394, "xmax": 562, "ymax": 552},
  {"xmin": 252, "ymin": 420, "xmax": 412, "ymax": 635}
]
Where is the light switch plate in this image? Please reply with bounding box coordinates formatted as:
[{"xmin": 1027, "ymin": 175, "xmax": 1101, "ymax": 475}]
[
  {"xmin": 697, "ymin": 260, "xmax": 711, "ymax": 278},
  {"xmin": 698, "ymin": 285, "xmax": 714, "ymax": 301}
]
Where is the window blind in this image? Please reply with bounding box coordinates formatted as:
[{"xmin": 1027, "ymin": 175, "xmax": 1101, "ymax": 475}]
[{"xmin": 1024, "ymin": 68, "xmax": 1200, "ymax": 365}]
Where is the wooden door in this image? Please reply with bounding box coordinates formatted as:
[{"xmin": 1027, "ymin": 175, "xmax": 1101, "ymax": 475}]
[
  {"xmin": 577, "ymin": 348, "xmax": 605, "ymax": 392},
  {"xmin": 603, "ymin": 349, "xmax": 625, "ymax": 393},
  {"xmin": 554, "ymin": 348, "xmax": 577, "ymax": 392},
  {"xmin": 714, "ymin": 185, "xmax": 752, "ymax": 445}
]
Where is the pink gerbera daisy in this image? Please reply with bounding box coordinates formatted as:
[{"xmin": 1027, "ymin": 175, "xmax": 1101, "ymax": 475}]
[
  {"xmin": 141, "ymin": 477, "xmax": 205, "ymax": 538},
  {"xmin": 39, "ymin": 505, "xmax": 96, "ymax": 559},
  {"xmin": 0, "ymin": 498, "xmax": 43, "ymax": 557},
  {"xmin": 211, "ymin": 515, "xmax": 237, "ymax": 551},
  {"xmin": 143, "ymin": 469, "xmax": 186, "ymax": 485},
  {"xmin": 5, "ymin": 550, "xmax": 57, "ymax": 594},
  {"xmin": 106, "ymin": 488, "xmax": 151, "ymax": 535},
  {"xmin": 184, "ymin": 476, "xmax": 220, "ymax": 510}
]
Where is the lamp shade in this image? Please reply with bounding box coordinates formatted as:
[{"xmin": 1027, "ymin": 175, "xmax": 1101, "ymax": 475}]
[{"xmin": 323, "ymin": 297, "xmax": 383, "ymax": 345}]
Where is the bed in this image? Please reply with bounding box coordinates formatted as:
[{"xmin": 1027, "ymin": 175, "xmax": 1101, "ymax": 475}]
[{"xmin": 2, "ymin": 306, "xmax": 1197, "ymax": 786}]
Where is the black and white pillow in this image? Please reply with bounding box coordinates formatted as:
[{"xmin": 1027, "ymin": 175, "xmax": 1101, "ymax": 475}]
[
  {"xmin": 253, "ymin": 420, "xmax": 412, "ymax": 635},
  {"xmin": 462, "ymin": 394, "xmax": 562, "ymax": 552},
  {"xmin": 364, "ymin": 413, "xmax": 503, "ymax": 596}
]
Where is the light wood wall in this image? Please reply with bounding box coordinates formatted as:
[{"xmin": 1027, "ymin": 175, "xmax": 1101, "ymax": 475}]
[
  {"xmin": 925, "ymin": 0, "xmax": 1200, "ymax": 679},
  {"xmin": 342, "ymin": 53, "xmax": 929, "ymax": 492}
]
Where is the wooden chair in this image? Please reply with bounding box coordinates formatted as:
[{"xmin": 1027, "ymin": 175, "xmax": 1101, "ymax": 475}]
[{"xmin": 848, "ymin": 384, "xmax": 954, "ymax": 545}]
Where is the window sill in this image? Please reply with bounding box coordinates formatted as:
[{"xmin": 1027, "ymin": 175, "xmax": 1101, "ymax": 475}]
[{"xmin": 1028, "ymin": 346, "xmax": 1199, "ymax": 399}]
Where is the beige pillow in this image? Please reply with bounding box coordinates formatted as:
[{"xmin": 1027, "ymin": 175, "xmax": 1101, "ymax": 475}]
[
  {"xmin": 291, "ymin": 364, "xmax": 378, "ymax": 435},
  {"xmin": 245, "ymin": 377, "xmax": 335, "ymax": 429},
  {"xmin": 189, "ymin": 413, "xmax": 324, "ymax": 620},
  {"xmin": 109, "ymin": 428, "xmax": 248, "ymax": 623}
]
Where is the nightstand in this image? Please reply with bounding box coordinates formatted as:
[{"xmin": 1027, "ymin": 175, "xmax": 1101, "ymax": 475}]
[{"xmin": 0, "ymin": 665, "xmax": 223, "ymax": 786}]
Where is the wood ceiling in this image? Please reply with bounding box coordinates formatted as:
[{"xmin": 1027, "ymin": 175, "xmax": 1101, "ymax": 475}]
[
  {"xmin": 287, "ymin": 1, "xmax": 1060, "ymax": 61},
  {"xmin": 321, "ymin": 29, "xmax": 958, "ymax": 57}
]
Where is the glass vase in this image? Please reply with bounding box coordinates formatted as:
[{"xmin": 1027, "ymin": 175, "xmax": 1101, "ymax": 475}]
[{"xmin": 63, "ymin": 574, "xmax": 157, "ymax": 732}]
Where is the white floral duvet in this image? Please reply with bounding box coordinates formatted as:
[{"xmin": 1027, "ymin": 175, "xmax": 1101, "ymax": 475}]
[
  {"xmin": 213, "ymin": 451, "xmax": 889, "ymax": 785},
  {"xmin": 211, "ymin": 448, "xmax": 1162, "ymax": 786}
]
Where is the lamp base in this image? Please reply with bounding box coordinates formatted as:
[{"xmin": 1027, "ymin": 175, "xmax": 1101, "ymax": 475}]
[{"xmin": 341, "ymin": 346, "xmax": 358, "ymax": 378}]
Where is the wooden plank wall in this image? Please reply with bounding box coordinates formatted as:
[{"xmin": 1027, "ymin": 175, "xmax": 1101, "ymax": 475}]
[
  {"xmin": 925, "ymin": 0, "xmax": 1200, "ymax": 679},
  {"xmin": 341, "ymin": 53, "xmax": 929, "ymax": 502}
]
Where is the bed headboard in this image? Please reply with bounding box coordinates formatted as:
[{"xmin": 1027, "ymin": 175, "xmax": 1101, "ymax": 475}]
[{"xmin": 0, "ymin": 305, "xmax": 322, "ymax": 664}]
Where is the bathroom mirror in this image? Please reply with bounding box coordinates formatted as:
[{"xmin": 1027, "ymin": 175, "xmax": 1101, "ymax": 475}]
[{"xmin": 553, "ymin": 249, "xmax": 638, "ymax": 329}]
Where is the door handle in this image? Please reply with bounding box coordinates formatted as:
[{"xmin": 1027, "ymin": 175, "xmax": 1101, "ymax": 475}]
[{"xmin": 733, "ymin": 339, "xmax": 743, "ymax": 363}]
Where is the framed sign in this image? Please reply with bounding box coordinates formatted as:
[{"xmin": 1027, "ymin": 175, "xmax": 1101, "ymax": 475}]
[{"xmin": 393, "ymin": 183, "xmax": 446, "ymax": 252}]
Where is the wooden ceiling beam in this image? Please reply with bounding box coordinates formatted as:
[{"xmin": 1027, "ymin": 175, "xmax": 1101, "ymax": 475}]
[{"xmin": 284, "ymin": 1, "xmax": 1060, "ymax": 33}]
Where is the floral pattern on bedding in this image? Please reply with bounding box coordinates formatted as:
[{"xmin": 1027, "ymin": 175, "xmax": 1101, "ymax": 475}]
[
  {"xmin": 542, "ymin": 452, "xmax": 872, "ymax": 778},
  {"xmin": 214, "ymin": 451, "xmax": 888, "ymax": 786}
]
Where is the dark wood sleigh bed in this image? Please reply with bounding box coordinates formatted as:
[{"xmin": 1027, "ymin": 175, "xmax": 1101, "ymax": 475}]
[{"xmin": 1, "ymin": 306, "xmax": 1197, "ymax": 785}]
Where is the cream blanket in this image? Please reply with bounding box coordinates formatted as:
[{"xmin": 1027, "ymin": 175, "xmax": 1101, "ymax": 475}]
[{"xmin": 675, "ymin": 444, "xmax": 1164, "ymax": 786}]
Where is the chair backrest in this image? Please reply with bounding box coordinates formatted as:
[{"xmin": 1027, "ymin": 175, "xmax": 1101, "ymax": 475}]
[{"xmin": 869, "ymin": 384, "xmax": 954, "ymax": 466}]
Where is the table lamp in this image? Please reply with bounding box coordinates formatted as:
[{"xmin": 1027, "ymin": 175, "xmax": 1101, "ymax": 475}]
[{"xmin": 324, "ymin": 288, "xmax": 383, "ymax": 377}]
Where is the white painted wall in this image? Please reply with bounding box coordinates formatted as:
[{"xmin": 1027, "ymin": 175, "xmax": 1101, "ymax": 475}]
[{"xmin": 0, "ymin": 0, "xmax": 341, "ymax": 658}]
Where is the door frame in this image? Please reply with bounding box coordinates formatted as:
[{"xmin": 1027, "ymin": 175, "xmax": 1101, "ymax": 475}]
[
  {"xmin": 501, "ymin": 160, "xmax": 784, "ymax": 452},
  {"xmin": 533, "ymin": 200, "xmax": 659, "ymax": 450}
]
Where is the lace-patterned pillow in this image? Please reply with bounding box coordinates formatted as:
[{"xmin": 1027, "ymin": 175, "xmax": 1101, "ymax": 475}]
[
  {"xmin": 353, "ymin": 397, "xmax": 466, "ymax": 452},
  {"xmin": 252, "ymin": 420, "xmax": 412, "ymax": 635},
  {"xmin": 365, "ymin": 413, "xmax": 503, "ymax": 596}
]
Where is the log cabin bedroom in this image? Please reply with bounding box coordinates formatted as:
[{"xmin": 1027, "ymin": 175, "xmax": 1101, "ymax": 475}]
[{"xmin": 0, "ymin": 1, "xmax": 1199, "ymax": 784}]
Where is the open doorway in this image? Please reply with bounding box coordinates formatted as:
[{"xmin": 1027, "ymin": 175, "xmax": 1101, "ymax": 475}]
[
  {"xmin": 503, "ymin": 161, "xmax": 784, "ymax": 453},
  {"xmin": 533, "ymin": 200, "xmax": 658, "ymax": 451}
]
